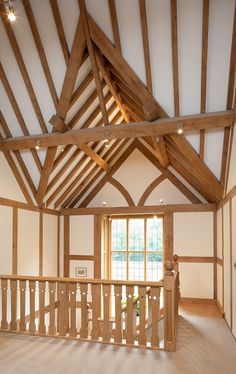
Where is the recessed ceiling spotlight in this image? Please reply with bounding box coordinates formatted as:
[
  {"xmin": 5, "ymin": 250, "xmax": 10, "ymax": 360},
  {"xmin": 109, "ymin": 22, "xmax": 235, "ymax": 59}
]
[
  {"xmin": 177, "ymin": 122, "xmax": 184, "ymax": 135},
  {"xmin": 35, "ymin": 140, "xmax": 40, "ymax": 150},
  {"xmin": 104, "ymin": 131, "xmax": 110, "ymax": 148},
  {"xmin": 6, "ymin": 1, "xmax": 16, "ymax": 22}
]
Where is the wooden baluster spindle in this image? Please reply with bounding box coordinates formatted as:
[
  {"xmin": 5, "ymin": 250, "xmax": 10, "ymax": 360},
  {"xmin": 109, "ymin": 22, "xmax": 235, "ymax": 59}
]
[
  {"xmin": 150, "ymin": 286, "xmax": 160, "ymax": 348},
  {"xmin": 102, "ymin": 284, "xmax": 110, "ymax": 342},
  {"xmin": 114, "ymin": 285, "xmax": 122, "ymax": 343},
  {"xmin": 58, "ymin": 282, "xmax": 67, "ymax": 336},
  {"xmin": 91, "ymin": 283, "xmax": 100, "ymax": 340},
  {"xmin": 80, "ymin": 283, "xmax": 88, "ymax": 338},
  {"xmin": 49, "ymin": 281, "xmax": 56, "ymax": 336},
  {"xmin": 1, "ymin": 279, "xmax": 8, "ymax": 330},
  {"xmin": 69, "ymin": 282, "xmax": 77, "ymax": 337},
  {"xmin": 10, "ymin": 279, "xmax": 17, "ymax": 331},
  {"xmin": 29, "ymin": 281, "xmax": 36, "ymax": 333},
  {"xmin": 138, "ymin": 286, "xmax": 147, "ymax": 346},
  {"xmin": 38, "ymin": 281, "xmax": 46, "ymax": 334},
  {"xmin": 19, "ymin": 280, "xmax": 26, "ymax": 331},
  {"xmin": 126, "ymin": 286, "xmax": 134, "ymax": 345}
]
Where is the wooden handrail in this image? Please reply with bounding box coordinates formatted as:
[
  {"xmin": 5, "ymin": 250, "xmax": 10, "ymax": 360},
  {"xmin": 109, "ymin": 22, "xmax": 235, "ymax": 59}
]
[{"xmin": 0, "ymin": 274, "xmax": 163, "ymax": 288}]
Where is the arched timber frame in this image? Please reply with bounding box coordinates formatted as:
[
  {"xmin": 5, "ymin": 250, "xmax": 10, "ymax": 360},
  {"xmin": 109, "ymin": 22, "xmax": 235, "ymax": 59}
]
[
  {"xmin": 138, "ymin": 174, "xmax": 167, "ymax": 206},
  {"xmin": 107, "ymin": 176, "xmax": 135, "ymax": 207}
]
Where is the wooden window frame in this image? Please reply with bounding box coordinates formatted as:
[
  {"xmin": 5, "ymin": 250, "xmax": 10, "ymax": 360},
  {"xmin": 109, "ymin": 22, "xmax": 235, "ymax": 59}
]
[{"xmin": 107, "ymin": 214, "xmax": 164, "ymax": 282}]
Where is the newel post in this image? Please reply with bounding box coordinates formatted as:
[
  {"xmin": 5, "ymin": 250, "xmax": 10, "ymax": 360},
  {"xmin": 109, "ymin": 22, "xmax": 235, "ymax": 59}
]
[{"xmin": 164, "ymin": 260, "xmax": 176, "ymax": 351}]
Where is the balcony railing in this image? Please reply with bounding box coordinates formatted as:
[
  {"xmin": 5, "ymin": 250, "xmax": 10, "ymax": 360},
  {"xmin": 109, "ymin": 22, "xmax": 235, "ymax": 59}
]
[{"xmin": 0, "ymin": 256, "xmax": 180, "ymax": 351}]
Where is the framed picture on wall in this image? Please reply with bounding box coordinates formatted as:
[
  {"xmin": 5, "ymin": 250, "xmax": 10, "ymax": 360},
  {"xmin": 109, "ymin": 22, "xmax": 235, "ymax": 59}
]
[{"xmin": 75, "ymin": 267, "xmax": 87, "ymax": 277}]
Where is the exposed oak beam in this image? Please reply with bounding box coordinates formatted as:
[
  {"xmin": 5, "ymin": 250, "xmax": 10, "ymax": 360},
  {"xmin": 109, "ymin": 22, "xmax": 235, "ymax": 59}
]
[
  {"xmin": 96, "ymin": 52, "xmax": 129, "ymax": 121},
  {"xmin": 221, "ymin": 3, "xmax": 236, "ymax": 186},
  {"xmin": 0, "ymin": 134, "xmax": 34, "ymax": 205},
  {"xmin": 139, "ymin": 0, "xmax": 153, "ymax": 94},
  {"xmin": 0, "ymin": 112, "xmax": 36, "ymax": 198},
  {"xmin": 0, "ymin": 63, "xmax": 42, "ymax": 172},
  {"xmin": 108, "ymin": 0, "xmax": 122, "ymax": 53},
  {"xmin": 23, "ymin": 0, "xmax": 59, "ymax": 108},
  {"xmin": 61, "ymin": 203, "xmax": 217, "ymax": 216},
  {"xmin": 171, "ymin": 0, "xmax": 180, "ymax": 117},
  {"xmin": 36, "ymin": 147, "xmax": 57, "ymax": 207},
  {"xmin": 50, "ymin": 0, "xmax": 70, "ymax": 65},
  {"xmin": 77, "ymin": 143, "xmax": 110, "ymax": 171},
  {"xmin": 2, "ymin": 111, "xmax": 233, "ymax": 150},
  {"xmin": 79, "ymin": 0, "xmax": 109, "ymax": 125},
  {"xmin": 87, "ymin": 13, "xmax": 166, "ymax": 121},
  {"xmin": 200, "ymin": 0, "xmax": 209, "ymax": 160},
  {"xmin": 58, "ymin": 138, "xmax": 125, "ymax": 209},
  {"xmin": 139, "ymin": 0, "xmax": 169, "ymax": 167},
  {"xmin": 52, "ymin": 91, "xmax": 113, "ymax": 171},
  {"xmin": 0, "ymin": 7, "xmax": 48, "ymax": 134},
  {"xmin": 78, "ymin": 140, "xmax": 137, "ymax": 207},
  {"xmin": 50, "ymin": 17, "xmax": 86, "ymax": 131}
]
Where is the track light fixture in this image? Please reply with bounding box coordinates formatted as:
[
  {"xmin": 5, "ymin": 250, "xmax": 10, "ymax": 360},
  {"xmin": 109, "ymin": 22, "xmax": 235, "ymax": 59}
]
[
  {"xmin": 5, "ymin": 0, "xmax": 16, "ymax": 22},
  {"xmin": 160, "ymin": 199, "xmax": 164, "ymax": 205},
  {"xmin": 153, "ymin": 213, "xmax": 158, "ymax": 221},
  {"xmin": 104, "ymin": 131, "xmax": 110, "ymax": 148},
  {"xmin": 60, "ymin": 145, "xmax": 65, "ymax": 153},
  {"xmin": 35, "ymin": 140, "xmax": 40, "ymax": 150},
  {"xmin": 177, "ymin": 122, "xmax": 184, "ymax": 135}
]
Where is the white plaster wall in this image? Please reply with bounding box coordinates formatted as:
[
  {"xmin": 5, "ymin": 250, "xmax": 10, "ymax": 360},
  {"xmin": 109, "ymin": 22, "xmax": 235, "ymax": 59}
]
[
  {"xmin": 217, "ymin": 208, "xmax": 223, "ymax": 259},
  {"xmin": 179, "ymin": 263, "xmax": 213, "ymax": 299},
  {"xmin": 0, "ymin": 153, "xmax": 26, "ymax": 202},
  {"xmin": 146, "ymin": 179, "xmax": 191, "ymax": 205},
  {"xmin": 174, "ymin": 212, "xmax": 214, "ymax": 298},
  {"xmin": 177, "ymin": 0, "xmax": 202, "ymax": 117},
  {"xmin": 174, "ymin": 212, "xmax": 213, "ymax": 257},
  {"xmin": 88, "ymin": 183, "xmax": 128, "ymax": 208},
  {"xmin": 217, "ymin": 208, "xmax": 223, "ymax": 307},
  {"xmin": 114, "ymin": 149, "xmax": 161, "ymax": 206},
  {"xmin": 60, "ymin": 215, "xmax": 64, "ymax": 277},
  {"xmin": 223, "ymin": 202, "xmax": 231, "ymax": 327},
  {"xmin": 232, "ymin": 196, "xmax": 236, "ymax": 337},
  {"xmin": 18, "ymin": 210, "xmax": 39, "ymax": 276},
  {"xmin": 217, "ymin": 264, "xmax": 223, "ymax": 307},
  {"xmin": 116, "ymin": 0, "xmax": 146, "ymax": 85},
  {"xmin": 43, "ymin": 214, "xmax": 58, "ymax": 277},
  {"xmin": 0, "ymin": 206, "xmax": 12, "ymax": 274},
  {"xmin": 70, "ymin": 215, "xmax": 94, "ymax": 255}
]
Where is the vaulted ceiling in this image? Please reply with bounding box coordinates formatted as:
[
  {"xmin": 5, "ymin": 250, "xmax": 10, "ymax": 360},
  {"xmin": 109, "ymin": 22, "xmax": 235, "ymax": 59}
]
[{"xmin": 0, "ymin": 0, "xmax": 235, "ymax": 210}]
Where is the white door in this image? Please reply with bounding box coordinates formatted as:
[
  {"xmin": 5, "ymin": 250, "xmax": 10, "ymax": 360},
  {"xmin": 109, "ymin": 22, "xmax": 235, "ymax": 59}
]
[{"xmin": 232, "ymin": 197, "xmax": 236, "ymax": 338}]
